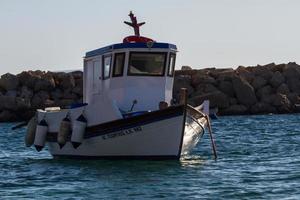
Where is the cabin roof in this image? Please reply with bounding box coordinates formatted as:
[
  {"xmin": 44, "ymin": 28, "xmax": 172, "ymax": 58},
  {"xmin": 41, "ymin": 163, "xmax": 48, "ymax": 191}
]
[{"xmin": 85, "ymin": 42, "xmax": 177, "ymax": 58}]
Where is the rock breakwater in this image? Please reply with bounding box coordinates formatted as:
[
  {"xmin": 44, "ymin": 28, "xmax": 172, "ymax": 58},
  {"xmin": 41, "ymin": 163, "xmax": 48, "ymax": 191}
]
[
  {"xmin": 173, "ymin": 62, "xmax": 300, "ymax": 115},
  {"xmin": 1, "ymin": 62, "xmax": 300, "ymax": 122},
  {"xmin": 0, "ymin": 71, "xmax": 83, "ymax": 122}
]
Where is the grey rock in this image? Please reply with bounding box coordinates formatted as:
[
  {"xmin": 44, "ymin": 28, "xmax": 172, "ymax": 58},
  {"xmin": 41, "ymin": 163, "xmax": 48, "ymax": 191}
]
[
  {"xmin": 287, "ymin": 78, "xmax": 300, "ymax": 94},
  {"xmin": 272, "ymin": 93, "xmax": 291, "ymax": 107},
  {"xmin": 221, "ymin": 105, "xmax": 248, "ymax": 115},
  {"xmin": 251, "ymin": 102, "xmax": 276, "ymax": 114},
  {"xmin": 287, "ymin": 93, "xmax": 300, "ymax": 104},
  {"xmin": 0, "ymin": 73, "xmax": 19, "ymax": 91},
  {"xmin": 5, "ymin": 90, "xmax": 17, "ymax": 97},
  {"xmin": 282, "ymin": 63, "xmax": 300, "ymax": 80},
  {"xmin": 218, "ymin": 81, "xmax": 235, "ymax": 97},
  {"xmin": 34, "ymin": 73, "xmax": 55, "ymax": 92},
  {"xmin": 269, "ymin": 71, "xmax": 285, "ymax": 88},
  {"xmin": 229, "ymin": 97, "xmax": 238, "ymax": 105},
  {"xmin": 20, "ymin": 86, "xmax": 33, "ymax": 99},
  {"xmin": 51, "ymin": 89, "xmax": 64, "ymax": 100},
  {"xmin": 54, "ymin": 73, "xmax": 75, "ymax": 90},
  {"xmin": 173, "ymin": 75, "xmax": 194, "ymax": 100},
  {"xmin": 256, "ymin": 85, "xmax": 273, "ymax": 100},
  {"xmin": 277, "ymin": 83, "xmax": 290, "ymax": 95},
  {"xmin": 232, "ymin": 76, "xmax": 257, "ymax": 106},
  {"xmin": 181, "ymin": 66, "xmax": 192, "ymax": 70},
  {"xmin": 31, "ymin": 91, "xmax": 50, "ymax": 108},
  {"xmin": 0, "ymin": 96, "xmax": 17, "ymax": 110},
  {"xmin": 0, "ymin": 110, "xmax": 17, "ymax": 122},
  {"xmin": 189, "ymin": 91, "xmax": 229, "ymax": 108},
  {"xmin": 251, "ymin": 76, "xmax": 267, "ymax": 90}
]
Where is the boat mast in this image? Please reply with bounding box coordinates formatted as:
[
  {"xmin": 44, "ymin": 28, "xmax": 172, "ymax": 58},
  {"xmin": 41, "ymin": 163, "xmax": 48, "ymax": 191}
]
[{"xmin": 124, "ymin": 11, "xmax": 145, "ymax": 36}]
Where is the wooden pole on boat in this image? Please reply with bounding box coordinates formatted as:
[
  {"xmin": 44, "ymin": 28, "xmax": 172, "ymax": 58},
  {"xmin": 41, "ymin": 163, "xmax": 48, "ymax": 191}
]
[
  {"xmin": 179, "ymin": 88, "xmax": 187, "ymax": 106},
  {"xmin": 205, "ymin": 115, "xmax": 217, "ymax": 159},
  {"xmin": 179, "ymin": 88, "xmax": 188, "ymax": 157}
]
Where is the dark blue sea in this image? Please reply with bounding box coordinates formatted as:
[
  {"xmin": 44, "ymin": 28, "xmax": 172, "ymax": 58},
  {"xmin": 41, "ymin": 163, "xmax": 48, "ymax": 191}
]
[{"xmin": 0, "ymin": 114, "xmax": 299, "ymax": 199}]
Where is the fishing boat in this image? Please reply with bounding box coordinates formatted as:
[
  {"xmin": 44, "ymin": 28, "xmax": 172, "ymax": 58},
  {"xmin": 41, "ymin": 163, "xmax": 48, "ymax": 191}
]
[{"xmin": 25, "ymin": 12, "xmax": 217, "ymax": 160}]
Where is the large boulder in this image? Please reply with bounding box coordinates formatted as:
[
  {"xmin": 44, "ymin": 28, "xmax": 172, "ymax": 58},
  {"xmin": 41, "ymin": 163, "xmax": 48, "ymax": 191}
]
[
  {"xmin": 71, "ymin": 71, "xmax": 83, "ymax": 80},
  {"xmin": 189, "ymin": 91, "xmax": 229, "ymax": 108},
  {"xmin": 256, "ymin": 85, "xmax": 273, "ymax": 100},
  {"xmin": 173, "ymin": 75, "xmax": 194, "ymax": 100},
  {"xmin": 236, "ymin": 66, "xmax": 255, "ymax": 82},
  {"xmin": 282, "ymin": 62, "xmax": 300, "ymax": 80},
  {"xmin": 277, "ymin": 83, "xmax": 290, "ymax": 95},
  {"xmin": 218, "ymin": 81, "xmax": 235, "ymax": 97},
  {"xmin": 0, "ymin": 73, "xmax": 19, "ymax": 91},
  {"xmin": 221, "ymin": 105, "xmax": 248, "ymax": 115},
  {"xmin": 250, "ymin": 102, "xmax": 276, "ymax": 114},
  {"xmin": 16, "ymin": 97, "xmax": 31, "ymax": 110},
  {"xmin": 251, "ymin": 76, "xmax": 267, "ymax": 90},
  {"xmin": 0, "ymin": 96, "xmax": 17, "ymax": 110},
  {"xmin": 286, "ymin": 78, "xmax": 300, "ymax": 94},
  {"xmin": 51, "ymin": 89, "xmax": 64, "ymax": 100},
  {"xmin": 232, "ymin": 76, "xmax": 257, "ymax": 106},
  {"xmin": 269, "ymin": 71, "xmax": 285, "ymax": 88},
  {"xmin": 17, "ymin": 71, "xmax": 41, "ymax": 89},
  {"xmin": 34, "ymin": 73, "xmax": 56, "ymax": 92},
  {"xmin": 20, "ymin": 86, "xmax": 33, "ymax": 100},
  {"xmin": 53, "ymin": 72, "xmax": 76, "ymax": 90},
  {"xmin": 214, "ymin": 69, "xmax": 236, "ymax": 82},
  {"xmin": 72, "ymin": 85, "xmax": 83, "ymax": 96},
  {"xmin": 0, "ymin": 110, "xmax": 18, "ymax": 122},
  {"xmin": 287, "ymin": 93, "xmax": 300, "ymax": 104},
  {"xmin": 181, "ymin": 66, "xmax": 192, "ymax": 71},
  {"xmin": 191, "ymin": 74, "xmax": 216, "ymax": 87},
  {"xmin": 272, "ymin": 93, "xmax": 291, "ymax": 107},
  {"xmin": 31, "ymin": 91, "xmax": 50, "ymax": 108},
  {"xmin": 253, "ymin": 65, "xmax": 274, "ymax": 81}
]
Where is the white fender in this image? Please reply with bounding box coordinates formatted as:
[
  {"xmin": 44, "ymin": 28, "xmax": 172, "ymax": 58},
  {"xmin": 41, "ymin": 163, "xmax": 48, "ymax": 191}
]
[
  {"xmin": 57, "ymin": 116, "xmax": 71, "ymax": 149},
  {"xmin": 25, "ymin": 115, "xmax": 37, "ymax": 147},
  {"xmin": 34, "ymin": 119, "xmax": 48, "ymax": 152},
  {"xmin": 71, "ymin": 114, "xmax": 87, "ymax": 149}
]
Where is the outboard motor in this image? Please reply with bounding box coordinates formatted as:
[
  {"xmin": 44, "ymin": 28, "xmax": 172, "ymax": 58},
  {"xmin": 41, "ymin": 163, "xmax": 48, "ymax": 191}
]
[
  {"xmin": 25, "ymin": 115, "xmax": 37, "ymax": 147},
  {"xmin": 34, "ymin": 119, "xmax": 48, "ymax": 152},
  {"xmin": 71, "ymin": 114, "xmax": 87, "ymax": 149},
  {"xmin": 57, "ymin": 116, "xmax": 71, "ymax": 149}
]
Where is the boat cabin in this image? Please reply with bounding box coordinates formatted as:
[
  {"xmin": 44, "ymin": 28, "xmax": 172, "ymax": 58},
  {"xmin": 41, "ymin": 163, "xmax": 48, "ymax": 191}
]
[{"xmin": 83, "ymin": 12, "xmax": 177, "ymax": 114}]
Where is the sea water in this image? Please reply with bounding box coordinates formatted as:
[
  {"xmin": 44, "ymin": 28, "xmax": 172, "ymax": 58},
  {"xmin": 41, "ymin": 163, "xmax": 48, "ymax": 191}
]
[{"xmin": 0, "ymin": 114, "xmax": 299, "ymax": 199}]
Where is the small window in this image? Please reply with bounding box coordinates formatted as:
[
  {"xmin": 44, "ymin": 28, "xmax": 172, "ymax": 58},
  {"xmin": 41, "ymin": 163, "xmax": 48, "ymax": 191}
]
[
  {"xmin": 168, "ymin": 53, "xmax": 176, "ymax": 76},
  {"xmin": 102, "ymin": 55, "xmax": 112, "ymax": 79},
  {"xmin": 128, "ymin": 52, "xmax": 166, "ymax": 76},
  {"xmin": 112, "ymin": 53, "xmax": 125, "ymax": 77}
]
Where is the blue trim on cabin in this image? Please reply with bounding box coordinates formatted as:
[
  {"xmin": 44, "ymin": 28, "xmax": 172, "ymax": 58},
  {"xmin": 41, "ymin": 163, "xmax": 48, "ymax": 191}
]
[{"xmin": 85, "ymin": 42, "xmax": 177, "ymax": 58}]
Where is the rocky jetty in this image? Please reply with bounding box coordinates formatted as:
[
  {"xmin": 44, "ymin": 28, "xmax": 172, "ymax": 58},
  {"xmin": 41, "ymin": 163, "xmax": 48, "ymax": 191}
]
[
  {"xmin": 1, "ymin": 62, "xmax": 300, "ymax": 122},
  {"xmin": 173, "ymin": 62, "xmax": 300, "ymax": 115},
  {"xmin": 0, "ymin": 71, "xmax": 83, "ymax": 122}
]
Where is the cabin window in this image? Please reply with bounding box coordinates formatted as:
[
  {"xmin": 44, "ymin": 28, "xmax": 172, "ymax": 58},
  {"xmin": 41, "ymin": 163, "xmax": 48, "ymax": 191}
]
[
  {"xmin": 102, "ymin": 55, "xmax": 112, "ymax": 79},
  {"xmin": 128, "ymin": 52, "xmax": 166, "ymax": 76},
  {"xmin": 112, "ymin": 53, "xmax": 125, "ymax": 77},
  {"xmin": 167, "ymin": 53, "xmax": 176, "ymax": 76}
]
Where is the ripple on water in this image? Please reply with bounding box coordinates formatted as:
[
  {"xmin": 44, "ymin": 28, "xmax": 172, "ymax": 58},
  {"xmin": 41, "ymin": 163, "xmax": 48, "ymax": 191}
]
[{"xmin": 0, "ymin": 114, "xmax": 300, "ymax": 199}]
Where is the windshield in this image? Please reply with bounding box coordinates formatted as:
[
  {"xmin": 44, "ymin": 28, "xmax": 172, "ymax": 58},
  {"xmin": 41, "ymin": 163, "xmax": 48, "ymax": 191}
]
[{"xmin": 128, "ymin": 52, "xmax": 166, "ymax": 76}]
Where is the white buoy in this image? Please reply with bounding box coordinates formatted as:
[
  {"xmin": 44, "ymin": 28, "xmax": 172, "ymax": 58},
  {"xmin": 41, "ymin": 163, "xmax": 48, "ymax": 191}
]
[
  {"xmin": 71, "ymin": 114, "xmax": 87, "ymax": 149},
  {"xmin": 57, "ymin": 116, "xmax": 71, "ymax": 149},
  {"xmin": 25, "ymin": 115, "xmax": 37, "ymax": 147},
  {"xmin": 34, "ymin": 119, "xmax": 48, "ymax": 152}
]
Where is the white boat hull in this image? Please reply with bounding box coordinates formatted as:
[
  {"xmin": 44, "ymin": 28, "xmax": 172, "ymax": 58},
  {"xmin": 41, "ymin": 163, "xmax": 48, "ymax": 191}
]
[{"xmin": 44, "ymin": 105, "xmax": 207, "ymax": 159}]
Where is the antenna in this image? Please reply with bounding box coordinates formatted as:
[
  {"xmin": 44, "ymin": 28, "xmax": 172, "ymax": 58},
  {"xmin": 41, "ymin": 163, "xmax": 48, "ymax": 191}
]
[{"xmin": 124, "ymin": 11, "xmax": 145, "ymax": 37}]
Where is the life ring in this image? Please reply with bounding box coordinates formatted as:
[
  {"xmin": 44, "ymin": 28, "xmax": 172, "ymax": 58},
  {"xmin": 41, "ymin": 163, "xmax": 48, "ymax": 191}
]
[{"xmin": 123, "ymin": 36, "xmax": 154, "ymax": 43}]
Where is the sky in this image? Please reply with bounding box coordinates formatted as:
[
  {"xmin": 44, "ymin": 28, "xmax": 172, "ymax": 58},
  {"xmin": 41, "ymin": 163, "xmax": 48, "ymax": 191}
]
[{"xmin": 0, "ymin": 0, "xmax": 300, "ymax": 75}]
